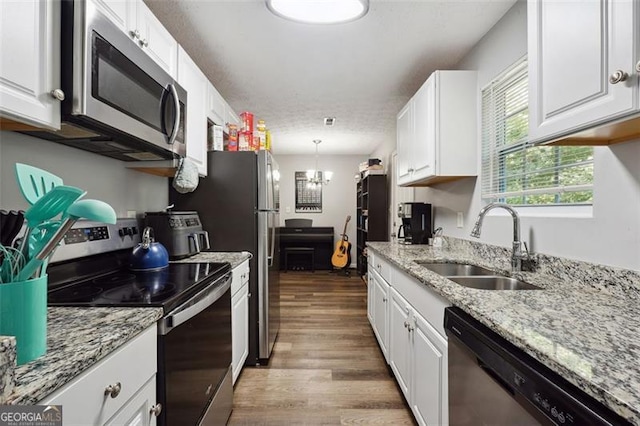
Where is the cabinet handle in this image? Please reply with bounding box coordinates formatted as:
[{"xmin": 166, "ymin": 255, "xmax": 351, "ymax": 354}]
[
  {"xmin": 636, "ymin": 60, "xmax": 640, "ymax": 73},
  {"xmin": 404, "ymin": 321, "xmax": 409, "ymax": 328},
  {"xmin": 382, "ymin": 297, "xmax": 387, "ymax": 302},
  {"xmin": 130, "ymin": 29, "xmax": 140, "ymax": 39},
  {"xmin": 139, "ymin": 38, "xmax": 149, "ymax": 47},
  {"xmin": 50, "ymin": 89, "xmax": 65, "ymax": 101},
  {"xmin": 104, "ymin": 382, "xmax": 122, "ymax": 398},
  {"xmin": 609, "ymin": 70, "xmax": 629, "ymax": 84},
  {"xmin": 150, "ymin": 403, "xmax": 163, "ymax": 417},
  {"xmin": 407, "ymin": 168, "xmax": 414, "ymax": 173},
  {"xmin": 408, "ymin": 324, "xmax": 415, "ymax": 332},
  {"xmin": 247, "ymin": 292, "xmax": 251, "ymax": 298}
]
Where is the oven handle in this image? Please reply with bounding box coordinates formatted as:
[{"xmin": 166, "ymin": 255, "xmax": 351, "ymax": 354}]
[{"xmin": 158, "ymin": 272, "xmax": 231, "ymax": 335}]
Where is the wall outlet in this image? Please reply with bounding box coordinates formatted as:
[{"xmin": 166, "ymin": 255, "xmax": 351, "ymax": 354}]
[
  {"xmin": 456, "ymin": 212, "xmax": 464, "ymax": 228},
  {"xmin": 127, "ymin": 210, "xmax": 137, "ymax": 218}
]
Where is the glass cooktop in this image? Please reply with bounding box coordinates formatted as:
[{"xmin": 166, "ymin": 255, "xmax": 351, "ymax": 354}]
[{"xmin": 48, "ymin": 262, "xmax": 231, "ymax": 313}]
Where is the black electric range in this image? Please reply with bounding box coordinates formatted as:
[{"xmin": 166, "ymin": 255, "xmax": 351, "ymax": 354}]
[
  {"xmin": 48, "ymin": 260, "xmax": 230, "ymax": 313},
  {"xmin": 46, "ymin": 218, "xmax": 234, "ymax": 425}
]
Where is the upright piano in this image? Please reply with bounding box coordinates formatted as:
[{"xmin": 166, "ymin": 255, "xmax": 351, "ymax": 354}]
[{"xmin": 278, "ymin": 226, "xmax": 334, "ymax": 271}]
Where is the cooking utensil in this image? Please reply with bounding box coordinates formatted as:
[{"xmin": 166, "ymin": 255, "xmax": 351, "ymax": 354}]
[
  {"xmin": 18, "ymin": 185, "xmax": 86, "ymax": 258},
  {"xmin": 1, "ymin": 210, "xmax": 17, "ymax": 247},
  {"xmin": 15, "ymin": 163, "xmax": 64, "ymax": 205},
  {"xmin": 129, "ymin": 227, "xmax": 169, "ymax": 271},
  {"xmin": 17, "ymin": 199, "xmax": 116, "ymax": 281},
  {"xmin": 4, "ymin": 211, "xmax": 25, "ymax": 248}
]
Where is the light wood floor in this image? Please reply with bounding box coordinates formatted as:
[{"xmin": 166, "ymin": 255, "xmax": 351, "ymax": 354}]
[{"xmin": 228, "ymin": 271, "xmax": 415, "ymax": 425}]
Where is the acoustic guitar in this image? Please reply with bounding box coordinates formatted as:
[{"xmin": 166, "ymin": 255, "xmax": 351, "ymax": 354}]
[{"xmin": 331, "ymin": 215, "xmax": 352, "ymax": 269}]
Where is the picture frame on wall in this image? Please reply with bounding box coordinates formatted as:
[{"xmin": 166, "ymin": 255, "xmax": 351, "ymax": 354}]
[{"xmin": 295, "ymin": 171, "xmax": 322, "ymax": 213}]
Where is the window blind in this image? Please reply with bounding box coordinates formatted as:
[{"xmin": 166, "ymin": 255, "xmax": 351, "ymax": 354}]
[{"xmin": 481, "ymin": 58, "xmax": 593, "ymax": 206}]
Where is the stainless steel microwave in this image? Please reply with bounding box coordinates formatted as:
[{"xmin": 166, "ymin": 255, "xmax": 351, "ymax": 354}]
[{"xmin": 22, "ymin": 0, "xmax": 186, "ymax": 161}]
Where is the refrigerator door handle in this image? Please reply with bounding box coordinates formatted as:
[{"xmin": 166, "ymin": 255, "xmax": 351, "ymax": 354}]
[{"xmin": 268, "ymin": 223, "xmax": 275, "ymax": 267}]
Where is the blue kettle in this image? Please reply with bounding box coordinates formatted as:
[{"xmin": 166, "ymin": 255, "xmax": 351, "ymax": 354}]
[{"xmin": 129, "ymin": 227, "xmax": 169, "ymax": 271}]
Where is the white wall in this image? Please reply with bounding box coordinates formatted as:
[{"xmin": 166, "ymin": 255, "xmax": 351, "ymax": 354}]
[
  {"xmin": 409, "ymin": 0, "xmax": 640, "ymax": 271},
  {"xmin": 275, "ymin": 153, "xmax": 366, "ymax": 264},
  {"xmin": 0, "ymin": 131, "xmax": 170, "ymax": 216}
]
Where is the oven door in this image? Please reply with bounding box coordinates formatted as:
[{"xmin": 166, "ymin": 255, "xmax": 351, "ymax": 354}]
[
  {"xmin": 157, "ymin": 273, "xmax": 232, "ymax": 426},
  {"xmin": 66, "ymin": 0, "xmax": 186, "ymax": 158}
]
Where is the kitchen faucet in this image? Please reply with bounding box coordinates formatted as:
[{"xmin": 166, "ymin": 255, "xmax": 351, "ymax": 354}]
[{"xmin": 470, "ymin": 203, "xmax": 530, "ymax": 273}]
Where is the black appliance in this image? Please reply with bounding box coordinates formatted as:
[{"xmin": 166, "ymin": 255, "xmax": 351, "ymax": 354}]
[
  {"xmin": 21, "ymin": 0, "xmax": 186, "ymax": 162},
  {"xmin": 47, "ymin": 218, "xmax": 233, "ymax": 426},
  {"xmin": 445, "ymin": 307, "xmax": 631, "ymax": 426},
  {"xmin": 170, "ymin": 150, "xmax": 280, "ymax": 364},
  {"xmin": 397, "ymin": 202, "xmax": 433, "ymax": 244},
  {"xmin": 144, "ymin": 211, "xmax": 210, "ymax": 259}
]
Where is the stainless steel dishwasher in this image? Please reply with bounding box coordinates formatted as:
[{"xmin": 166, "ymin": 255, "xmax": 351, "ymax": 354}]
[{"xmin": 444, "ymin": 307, "xmax": 631, "ymax": 426}]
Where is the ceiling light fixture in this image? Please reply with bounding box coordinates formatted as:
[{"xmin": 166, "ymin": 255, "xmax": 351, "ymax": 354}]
[
  {"xmin": 306, "ymin": 140, "xmax": 333, "ymax": 186},
  {"xmin": 266, "ymin": 0, "xmax": 369, "ymax": 24}
]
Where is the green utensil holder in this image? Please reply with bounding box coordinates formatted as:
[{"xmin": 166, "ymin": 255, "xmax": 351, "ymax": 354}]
[{"xmin": 0, "ymin": 275, "xmax": 47, "ymax": 365}]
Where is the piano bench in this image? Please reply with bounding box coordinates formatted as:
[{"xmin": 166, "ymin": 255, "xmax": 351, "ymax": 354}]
[{"xmin": 284, "ymin": 247, "xmax": 315, "ymax": 272}]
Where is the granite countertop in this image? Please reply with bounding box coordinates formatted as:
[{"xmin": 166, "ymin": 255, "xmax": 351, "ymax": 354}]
[
  {"xmin": 172, "ymin": 251, "xmax": 252, "ymax": 269},
  {"xmin": 3, "ymin": 307, "xmax": 162, "ymax": 405},
  {"xmin": 367, "ymin": 240, "xmax": 640, "ymax": 425}
]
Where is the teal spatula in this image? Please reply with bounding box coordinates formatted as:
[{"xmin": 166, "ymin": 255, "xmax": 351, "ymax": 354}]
[{"xmin": 15, "ymin": 163, "xmax": 64, "ymax": 205}]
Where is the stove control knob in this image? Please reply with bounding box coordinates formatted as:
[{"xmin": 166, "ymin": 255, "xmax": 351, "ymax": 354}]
[
  {"xmin": 105, "ymin": 382, "xmax": 122, "ymax": 398},
  {"xmin": 131, "ymin": 227, "xmax": 138, "ymax": 235},
  {"xmin": 118, "ymin": 228, "xmax": 125, "ymax": 237},
  {"xmin": 122, "ymin": 227, "xmax": 131, "ymax": 236}
]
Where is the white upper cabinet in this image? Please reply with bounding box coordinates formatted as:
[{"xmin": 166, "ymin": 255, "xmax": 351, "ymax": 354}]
[
  {"xmin": 208, "ymin": 83, "xmax": 226, "ymax": 126},
  {"xmin": 225, "ymin": 102, "xmax": 241, "ymax": 128},
  {"xmin": 397, "ymin": 70, "xmax": 477, "ymax": 187},
  {"xmin": 528, "ymin": 0, "xmax": 640, "ymax": 144},
  {"xmin": 0, "ymin": 0, "xmax": 61, "ymax": 129},
  {"xmin": 92, "ymin": 0, "xmax": 137, "ymax": 34},
  {"xmin": 178, "ymin": 47, "xmax": 208, "ymax": 176},
  {"xmin": 95, "ymin": 0, "xmax": 177, "ymax": 78},
  {"xmin": 135, "ymin": 1, "xmax": 178, "ymax": 78}
]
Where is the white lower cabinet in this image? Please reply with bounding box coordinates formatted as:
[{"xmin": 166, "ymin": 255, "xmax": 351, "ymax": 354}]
[
  {"xmin": 369, "ymin": 269, "xmax": 390, "ymax": 362},
  {"xmin": 231, "ymin": 260, "xmax": 250, "ymax": 384},
  {"xmin": 389, "ymin": 287, "xmax": 411, "ymax": 398},
  {"xmin": 368, "ymin": 249, "xmax": 449, "ymax": 426},
  {"xmin": 104, "ymin": 377, "xmax": 158, "ymax": 426},
  {"xmin": 411, "ymin": 309, "xmax": 448, "ymax": 426},
  {"xmin": 42, "ymin": 325, "xmax": 159, "ymax": 426}
]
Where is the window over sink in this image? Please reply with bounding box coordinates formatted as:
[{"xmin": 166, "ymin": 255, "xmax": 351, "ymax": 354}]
[{"xmin": 481, "ymin": 57, "xmax": 594, "ymax": 206}]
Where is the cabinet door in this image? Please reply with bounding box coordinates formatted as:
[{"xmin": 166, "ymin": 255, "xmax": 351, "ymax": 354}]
[
  {"xmin": 105, "ymin": 376, "xmax": 158, "ymax": 426},
  {"xmin": 370, "ymin": 270, "xmax": 389, "ymax": 361},
  {"xmin": 367, "ymin": 272, "xmax": 374, "ymax": 324},
  {"xmin": 388, "ymin": 287, "xmax": 411, "ymax": 400},
  {"xmin": 0, "ymin": 0, "xmax": 60, "ymax": 129},
  {"xmin": 396, "ymin": 101, "xmax": 413, "ymax": 185},
  {"xmin": 178, "ymin": 47, "xmax": 208, "ymax": 176},
  {"xmin": 411, "ymin": 312, "xmax": 448, "ymax": 426},
  {"xmin": 208, "ymin": 83, "xmax": 226, "ymax": 126},
  {"xmin": 137, "ymin": 2, "xmax": 178, "ymax": 78},
  {"xmin": 92, "ymin": 0, "xmax": 137, "ymax": 36},
  {"xmin": 232, "ymin": 284, "xmax": 249, "ymax": 385},
  {"xmin": 528, "ymin": 0, "xmax": 637, "ymax": 143},
  {"xmin": 412, "ymin": 75, "xmax": 436, "ymax": 181},
  {"xmin": 225, "ymin": 102, "xmax": 240, "ymax": 128}
]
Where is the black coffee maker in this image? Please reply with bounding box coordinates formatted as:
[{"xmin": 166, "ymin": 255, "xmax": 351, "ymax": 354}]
[{"xmin": 397, "ymin": 202, "xmax": 433, "ymax": 244}]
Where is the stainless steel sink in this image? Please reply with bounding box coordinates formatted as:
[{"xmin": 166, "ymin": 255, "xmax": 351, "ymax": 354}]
[
  {"xmin": 448, "ymin": 276, "xmax": 542, "ymax": 290},
  {"xmin": 417, "ymin": 262, "xmax": 495, "ymax": 276}
]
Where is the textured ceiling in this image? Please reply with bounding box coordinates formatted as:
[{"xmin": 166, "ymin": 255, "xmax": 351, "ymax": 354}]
[{"xmin": 146, "ymin": 0, "xmax": 517, "ymax": 155}]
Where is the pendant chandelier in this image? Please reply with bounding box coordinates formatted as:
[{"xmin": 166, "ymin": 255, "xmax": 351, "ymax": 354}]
[{"xmin": 306, "ymin": 140, "xmax": 333, "ymax": 186}]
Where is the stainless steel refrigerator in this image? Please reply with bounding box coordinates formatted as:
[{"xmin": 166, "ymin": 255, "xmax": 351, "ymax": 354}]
[{"xmin": 169, "ymin": 150, "xmax": 280, "ymax": 364}]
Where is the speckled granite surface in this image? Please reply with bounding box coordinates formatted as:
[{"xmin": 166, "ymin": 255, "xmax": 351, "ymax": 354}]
[
  {"xmin": 172, "ymin": 251, "xmax": 252, "ymax": 269},
  {"xmin": 367, "ymin": 239, "xmax": 640, "ymax": 425},
  {"xmin": 5, "ymin": 307, "xmax": 162, "ymax": 405},
  {"xmin": 0, "ymin": 336, "xmax": 16, "ymax": 403}
]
